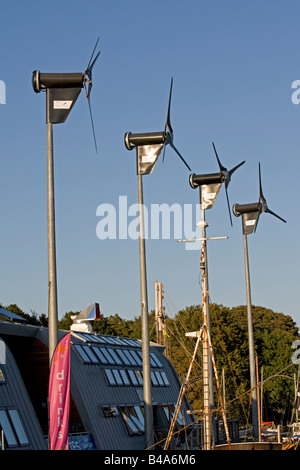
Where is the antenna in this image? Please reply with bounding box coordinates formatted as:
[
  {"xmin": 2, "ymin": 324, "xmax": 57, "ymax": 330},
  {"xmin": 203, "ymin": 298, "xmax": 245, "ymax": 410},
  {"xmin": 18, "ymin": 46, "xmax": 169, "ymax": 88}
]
[
  {"xmin": 178, "ymin": 142, "xmax": 244, "ymax": 449},
  {"xmin": 232, "ymin": 162, "xmax": 286, "ymax": 442},
  {"xmin": 189, "ymin": 142, "xmax": 245, "ymax": 225},
  {"xmin": 124, "ymin": 77, "xmax": 191, "ymax": 175}
]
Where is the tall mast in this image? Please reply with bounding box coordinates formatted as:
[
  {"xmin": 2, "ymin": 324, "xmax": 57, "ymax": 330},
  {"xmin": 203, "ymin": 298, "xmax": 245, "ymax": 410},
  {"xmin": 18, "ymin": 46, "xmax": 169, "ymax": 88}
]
[{"xmin": 155, "ymin": 281, "xmax": 165, "ymax": 346}]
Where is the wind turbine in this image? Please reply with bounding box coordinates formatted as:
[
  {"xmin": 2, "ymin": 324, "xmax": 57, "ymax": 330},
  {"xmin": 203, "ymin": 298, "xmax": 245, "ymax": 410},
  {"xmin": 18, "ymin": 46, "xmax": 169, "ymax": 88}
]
[
  {"xmin": 188, "ymin": 142, "xmax": 245, "ymax": 449},
  {"xmin": 233, "ymin": 163, "xmax": 286, "ymax": 441},
  {"xmin": 124, "ymin": 78, "xmax": 191, "ymax": 448},
  {"xmin": 32, "ymin": 39, "xmax": 100, "ymax": 366}
]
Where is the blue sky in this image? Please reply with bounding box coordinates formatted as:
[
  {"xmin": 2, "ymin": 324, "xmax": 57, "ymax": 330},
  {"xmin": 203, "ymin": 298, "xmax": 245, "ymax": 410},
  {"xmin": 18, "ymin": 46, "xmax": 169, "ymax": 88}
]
[{"xmin": 0, "ymin": 1, "xmax": 299, "ymax": 328}]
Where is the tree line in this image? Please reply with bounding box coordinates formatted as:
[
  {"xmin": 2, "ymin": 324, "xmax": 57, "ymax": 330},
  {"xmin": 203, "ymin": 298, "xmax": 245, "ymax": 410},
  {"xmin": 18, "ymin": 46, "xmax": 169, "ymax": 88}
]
[{"xmin": 1, "ymin": 302, "xmax": 299, "ymax": 427}]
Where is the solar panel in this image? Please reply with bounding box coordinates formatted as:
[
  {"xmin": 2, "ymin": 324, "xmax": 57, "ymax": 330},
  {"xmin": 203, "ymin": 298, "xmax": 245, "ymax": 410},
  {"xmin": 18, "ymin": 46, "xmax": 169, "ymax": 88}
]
[{"xmin": 0, "ymin": 308, "xmax": 27, "ymax": 323}]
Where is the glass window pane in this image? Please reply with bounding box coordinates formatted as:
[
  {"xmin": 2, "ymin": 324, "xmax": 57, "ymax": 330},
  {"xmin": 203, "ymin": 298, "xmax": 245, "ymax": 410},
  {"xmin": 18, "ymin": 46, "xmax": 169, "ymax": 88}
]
[
  {"xmin": 92, "ymin": 347, "xmax": 108, "ymax": 364},
  {"xmin": 122, "ymin": 350, "xmax": 137, "ymax": 366},
  {"xmin": 82, "ymin": 346, "xmax": 98, "ymax": 363},
  {"xmin": 128, "ymin": 370, "xmax": 138, "ymax": 386},
  {"xmin": 101, "ymin": 406, "xmax": 118, "ymax": 417},
  {"xmin": 84, "ymin": 334, "xmax": 97, "ymax": 343},
  {"xmin": 129, "ymin": 350, "xmax": 142, "ymax": 366},
  {"xmin": 7, "ymin": 410, "xmax": 29, "ymax": 446},
  {"xmin": 100, "ymin": 349, "xmax": 116, "ymax": 365},
  {"xmin": 128, "ymin": 406, "xmax": 144, "ymax": 432},
  {"xmin": 116, "ymin": 349, "xmax": 131, "ymax": 365},
  {"xmin": 0, "ymin": 367, "xmax": 5, "ymax": 383},
  {"xmin": 150, "ymin": 352, "xmax": 163, "ymax": 368},
  {"xmin": 95, "ymin": 335, "xmax": 106, "ymax": 344},
  {"xmin": 134, "ymin": 406, "xmax": 144, "ymax": 426},
  {"xmin": 104, "ymin": 369, "xmax": 116, "ymax": 385},
  {"xmin": 119, "ymin": 369, "xmax": 130, "ymax": 385},
  {"xmin": 160, "ymin": 371, "xmax": 169, "ymax": 386},
  {"xmin": 0, "ymin": 410, "xmax": 17, "ymax": 447},
  {"xmin": 74, "ymin": 344, "xmax": 91, "ymax": 363},
  {"xmin": 151, "ymin": 371, "xmax": 158, "ymax": 386},
  {"xmin": 107, "ymin": 348, "xmax": 122, "ymax": 365},
  {"xmin": 154, "ymin": 371, "xmax": 164, "ymax": 386},
  {"xmin": 120, "ymin": 406, "xmax": 143, "ymax": 435},
  {"xmin": 112, "ymin": 369, "xmax": 123, "ymax": 386},
  {"xmin": 135, "ymin": 370, "xmax": 143, "ymax": 385}
]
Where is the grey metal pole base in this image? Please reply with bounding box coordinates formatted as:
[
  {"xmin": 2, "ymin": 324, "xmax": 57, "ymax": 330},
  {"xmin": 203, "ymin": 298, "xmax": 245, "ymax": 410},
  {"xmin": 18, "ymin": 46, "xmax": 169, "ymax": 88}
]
[
  {"xmin": 47, "ymin": 122, "xmax": 58, "ymax": 366},
  {"xmin": 137, "ymin": 173, "xmax": 154, "ymax": 449},
  {"xmin": 243, "ymin": 233, "xmax": 259, "ymax": 441}
]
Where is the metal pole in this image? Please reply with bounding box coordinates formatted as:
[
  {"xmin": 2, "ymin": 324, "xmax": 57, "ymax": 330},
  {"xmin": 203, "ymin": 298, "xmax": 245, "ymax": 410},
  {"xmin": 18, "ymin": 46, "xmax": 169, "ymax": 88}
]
[
  {"xmin": 200, "ymin": 206, "xmax": 215, "ymax": 449},
  {"xmin": 155, "ymin": 281, "xmax": 163, "ymax": 345},
  {"xmin": 47, "ymin": 121, "xmax": 58, "ymax": 366},
  {"xmin": 137, "ymin": 173, "xmax": 154, "ymax": 449},
  {"xmin": 256, "ymin": 354, "xmax": 262, "ymax": 442},
  {"xmin": 243, "ymin": 233, "xmax": 258, "ymax": 441},
  {"xmin": 164, "ymin": 329, "xmax": 203, "ymax": 450}
]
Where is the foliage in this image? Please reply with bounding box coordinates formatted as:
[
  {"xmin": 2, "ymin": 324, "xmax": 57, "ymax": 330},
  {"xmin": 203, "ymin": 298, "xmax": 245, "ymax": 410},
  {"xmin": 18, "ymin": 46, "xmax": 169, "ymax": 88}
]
[
  {"xmin": 2, "ymin": 301, "xmax": 299, "ymax": 426},
  {"xmin": 1, "ymin": 303, "xmax": 48, "ymax": 326}
]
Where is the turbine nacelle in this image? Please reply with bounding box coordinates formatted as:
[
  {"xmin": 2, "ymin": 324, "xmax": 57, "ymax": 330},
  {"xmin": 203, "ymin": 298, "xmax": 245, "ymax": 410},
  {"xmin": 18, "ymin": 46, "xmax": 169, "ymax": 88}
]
[
  {"xmin": 124, "ymin": 78, "xmax": 191, "ymax": 175},
  {"xmin": 32, "ymin": 38, "xmax": 100, "ymax": 151},
  {"xmin": 233, "ymin": 163, "xmax": 286, "ymax": 234},
  {"xmin": 189, "ymin": 142, "xmax": 245, "ymax": 225}
]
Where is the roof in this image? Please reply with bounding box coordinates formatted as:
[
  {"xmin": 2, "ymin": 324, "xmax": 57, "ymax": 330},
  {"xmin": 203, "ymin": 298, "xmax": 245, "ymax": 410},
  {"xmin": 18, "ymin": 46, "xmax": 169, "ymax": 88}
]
[{"xmin": 0, "ymin": 321, "xmax": 193, "ymax": 450}]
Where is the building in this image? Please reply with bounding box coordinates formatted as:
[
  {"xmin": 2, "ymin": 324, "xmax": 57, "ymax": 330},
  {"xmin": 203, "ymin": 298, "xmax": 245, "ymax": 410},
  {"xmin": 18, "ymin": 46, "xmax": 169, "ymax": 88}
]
[{"xmin": 0, "ymin": 308, "xmax": 194, "ymax": 450}]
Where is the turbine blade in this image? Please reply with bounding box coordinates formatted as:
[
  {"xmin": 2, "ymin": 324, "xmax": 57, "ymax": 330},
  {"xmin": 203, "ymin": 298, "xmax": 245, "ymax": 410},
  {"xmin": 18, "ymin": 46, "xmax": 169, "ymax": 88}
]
[
  {"xmin": 212, "ymin": 142, "xmax": 226, "ymax": 172},
  {"xmin": 162, "ymin": 143, "xmax": 166, "ymax": 163},
  {"xmin": 89, "ymin": 50, "xmax": 101, "ymax": 72},
  {"xmin": 165, "ymin": 77, "xmax": 173, "ymax": 135},
  {"xmin": 225, "ymin": 185, "xmax": 233, "ymax": 226},
  {"xmin": 87, "ymin": 95, "xmax": 98, "ymax": 153},
  {"xmin": 229, "ymin": 160, "xmax": 245, "ymax": 176},
  {"xmin": 258, "ymin": 162, "xmax": 266, "ymax": 202},
  {"xmin": 87, "ymin": 37, "xmax": 100, "ymax": 70},
  {"xmin": 170, "ymin": 142, "xmax": 191, "ymax": 171},
  {"xmin": 266, "ymin": 208, "xmax": 287, "ymax": 223}
]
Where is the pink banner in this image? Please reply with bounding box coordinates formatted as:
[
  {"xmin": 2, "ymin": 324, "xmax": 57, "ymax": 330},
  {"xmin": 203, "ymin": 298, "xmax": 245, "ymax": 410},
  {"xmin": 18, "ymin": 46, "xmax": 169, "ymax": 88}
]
[{"xmin": 48, "ymin": 333, "xmax": 71, "ymax": 450}]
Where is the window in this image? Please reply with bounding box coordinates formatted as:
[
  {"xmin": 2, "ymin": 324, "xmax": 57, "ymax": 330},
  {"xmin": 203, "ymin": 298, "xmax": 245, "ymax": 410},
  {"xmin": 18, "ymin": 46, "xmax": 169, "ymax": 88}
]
[
  {"xmin": 104, "ymin": 369, "xmax": 116, "ymax": 386},
  {"xmin": 116, "ymin": 349, "xmax": 132, "ymax": 366},
  {"xmin": 120, "ymin": 406, "xmax": 144, "ymax": 435},
  {"xmin": 135, "ymin": 370, "xmax": 143, "ymax": 385},
  {"xmin": 153, "ymin": 371, "xmax": 164, "ymax": 386},
  {"xmin": 8, "ymin": 410, "xmax": 29, "ymax": 446},
  {"xmin": 106, "ymin": 348, "xmax": 123, "ymax": 365},
  {"xmin": 74, "ymin": 344, "xmax": 92, "ymax": 363},
  {"xmin": 0, "ymin": 409, "xmax": 29, "ymax": 448},
  {"xmin": 103, "ymin": 368, "xmax": 169, "ymax": 387},
  {"xmin": 0, "ymin": 367, "xmax": 5, "ymax": 383},
  {"xmin": 101, "ymin": 406, "xmax": 118, "ymax": 417},
  {"xmin": 92, "ymin": 347, "xmax": 108, "ymax": 364},
  {"xmin": 151, "ymin": 371, "xmax": 158, "ymax": 386},
  {"xmin": 82, "ymin": 345, "xmax": 98, "ymax": 363},
  {"xmin": 160, "ymin": 371, "xmax": 169, "ymax": 386},
  {"xmin": 128, "ymin": 369, "xmax": 139, "ymax": 386},
  {"xmin": 122, "ymin": 350, "xmax": 138, "ymax": 366},
  {"xmin": 150, "ymin": 352, "xmax": 163, "ymax": 368},
  {"xmin": 128, "ymin": 350, "xmax": 142, "ymax": 366},
  {"xmin": 119, "ymin": 369, "xmax": 130, "ymax": 385},
  {"xmin": 100, "ymin": 348, "xmax": 116, "ymax": 365},
  {"xmin": 111, "ymin": 369, "xmax": 123, "ymax": 386}
]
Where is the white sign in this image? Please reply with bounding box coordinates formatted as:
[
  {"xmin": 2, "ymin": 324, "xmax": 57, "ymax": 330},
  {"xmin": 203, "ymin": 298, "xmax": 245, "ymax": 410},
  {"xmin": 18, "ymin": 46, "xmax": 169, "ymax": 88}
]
[
  {"xmin": 0, "ymin": 80, "xmax": 6, "ymax": 104},
  {"xmin": 53, "ymin": 100, "xmax": 73, "ymax": 109}
]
